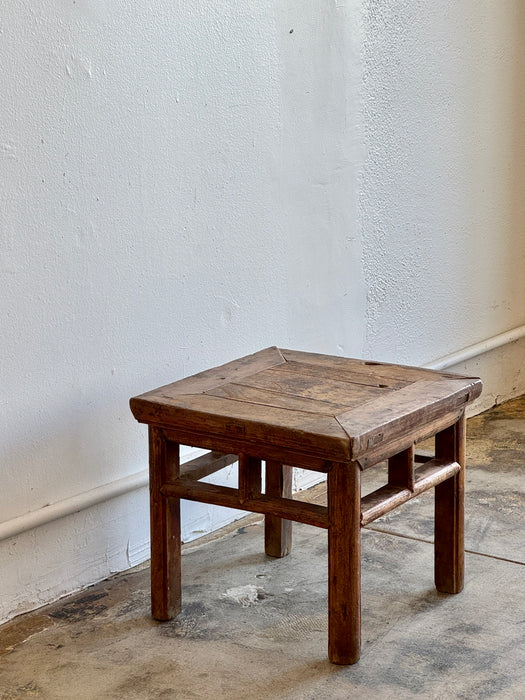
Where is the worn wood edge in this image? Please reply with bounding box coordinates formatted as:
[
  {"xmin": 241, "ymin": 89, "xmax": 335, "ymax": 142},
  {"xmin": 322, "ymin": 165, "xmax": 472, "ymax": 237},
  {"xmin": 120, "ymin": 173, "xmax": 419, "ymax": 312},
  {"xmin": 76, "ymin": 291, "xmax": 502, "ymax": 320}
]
[
  {"xmin": 179, "ymin": 451, "xmax": 238, "ymax": 481},
  {"xmin": 161, "ymin": 480, "xmax": 329, "ymax": 529},
  {"xmin": 280, "ymin": 349, "xmax": 484, "ymax": 384},
  {"xmin": 280, "ymin": 348, "xmax": 423, "ymax": 372},
  {"xmin": 360, "ymin": 459, "xmax": 460, "ymax": 526},
  {"xmin": 356, "ymin": 407, "xmax": 465, "ymax": 469},
  {"xmin": 357, "ymin": 409, "xmax": 463, "ymax": 469},
  {"xmin": 338, "ymin": 378, "xmax": 481, "ymax": 459},
  {"xmin": 130, "ymin": 346, "xmax": 286, "ymax": 404},
  {"xmin": 132, "ymin": 393, "xmax": 348, "ymax": 443},
  {"xmin": 130, "ymin": 400, "xmax": 351, "ymax": 461},
  {"xmin": 159, "ymin": 427, "xmax": 335, "ymax": 472}
]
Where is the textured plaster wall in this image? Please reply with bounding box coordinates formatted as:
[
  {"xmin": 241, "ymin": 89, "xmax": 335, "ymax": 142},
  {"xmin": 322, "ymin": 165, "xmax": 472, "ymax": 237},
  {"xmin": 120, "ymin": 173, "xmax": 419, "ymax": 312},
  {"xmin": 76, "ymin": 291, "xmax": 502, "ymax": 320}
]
[
  {"xmin": 359, "ymin": 1, "xmax": 525, "ymax": 371},
  {"xmin": 0, "ymin": 1, "xmax": 363, "ymax": 622}
]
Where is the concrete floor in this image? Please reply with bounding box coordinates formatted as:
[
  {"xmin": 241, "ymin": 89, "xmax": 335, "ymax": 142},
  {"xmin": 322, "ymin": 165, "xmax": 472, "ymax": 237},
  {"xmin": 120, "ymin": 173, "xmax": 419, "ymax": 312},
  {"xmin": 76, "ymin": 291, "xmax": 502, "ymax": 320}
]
[{"xmin": 1, "ymin": 397, "xmax": 524, "ymax": 699}]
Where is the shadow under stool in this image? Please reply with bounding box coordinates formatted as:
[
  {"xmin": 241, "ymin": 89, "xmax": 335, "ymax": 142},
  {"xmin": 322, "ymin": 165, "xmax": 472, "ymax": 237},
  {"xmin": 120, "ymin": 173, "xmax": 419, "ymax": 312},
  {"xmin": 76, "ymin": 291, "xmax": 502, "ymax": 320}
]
[{"xmin": 130, "ymin": 346, "xmax": 482, "ymax": 664}]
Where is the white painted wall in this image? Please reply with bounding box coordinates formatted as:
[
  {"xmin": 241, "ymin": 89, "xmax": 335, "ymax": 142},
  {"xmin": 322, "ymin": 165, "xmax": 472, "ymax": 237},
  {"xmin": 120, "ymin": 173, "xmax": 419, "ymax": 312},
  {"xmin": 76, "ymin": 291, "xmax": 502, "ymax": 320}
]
[
  {"xmin": 359, "ymin": 0, "xmax": 525, "ymax": 389},
  {"xmin": 1, "ymin": 0, "xmax": 524, "ymax": 623},
  {"xmin": 0, "ymin": 0, "xmax": 364, "ymax": 622}
]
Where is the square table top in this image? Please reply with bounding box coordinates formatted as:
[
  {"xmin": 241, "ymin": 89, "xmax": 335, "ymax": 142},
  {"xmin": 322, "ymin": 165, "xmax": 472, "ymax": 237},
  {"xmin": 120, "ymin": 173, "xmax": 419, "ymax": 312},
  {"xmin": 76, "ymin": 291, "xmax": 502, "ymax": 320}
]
[{"xmin": 130, "ymin": 347, "xmax": 482, "ymax": 466}]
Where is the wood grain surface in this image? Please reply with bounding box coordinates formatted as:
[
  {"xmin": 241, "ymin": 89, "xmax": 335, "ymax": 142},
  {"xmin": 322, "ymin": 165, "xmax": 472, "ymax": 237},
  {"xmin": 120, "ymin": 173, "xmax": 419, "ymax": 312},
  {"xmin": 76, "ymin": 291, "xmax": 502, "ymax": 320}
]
[{"xmin": 131, "ymin": 347, "xmax": 482, "ymax": 465}]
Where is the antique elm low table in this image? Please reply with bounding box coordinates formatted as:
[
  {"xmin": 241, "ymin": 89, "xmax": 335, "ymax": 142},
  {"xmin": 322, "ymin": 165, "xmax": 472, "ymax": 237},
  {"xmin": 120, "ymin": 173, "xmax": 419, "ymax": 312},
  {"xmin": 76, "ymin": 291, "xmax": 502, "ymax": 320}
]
[{"xmin": 130, "ymin": 347, "xmax": 482, "ymax": 664}]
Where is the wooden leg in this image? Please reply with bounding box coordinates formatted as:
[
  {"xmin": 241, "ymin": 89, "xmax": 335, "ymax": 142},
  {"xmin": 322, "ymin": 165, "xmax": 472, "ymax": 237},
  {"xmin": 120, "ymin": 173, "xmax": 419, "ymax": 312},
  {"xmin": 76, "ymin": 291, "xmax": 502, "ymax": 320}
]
[
  {"xmin": 265, "ymin": 461, "xmax": 292, "ymax": 557},
  {"xmin": 434, "ymin": 413, "xmax": 466, "ymax": 594},
  {"xmin": 388, "ymin": 444, "xmax": 415, "ymax": 491},
  {"xmin": 238, "ymin": 454, "xmax": 262, "ymax": 502},
  {"xmin": 327, "ymin": 462, "xmax": 361, "ymax": 665},
  {"xmin": 149, "ymin": 427, "xmax": 181, "ymax": 620}
]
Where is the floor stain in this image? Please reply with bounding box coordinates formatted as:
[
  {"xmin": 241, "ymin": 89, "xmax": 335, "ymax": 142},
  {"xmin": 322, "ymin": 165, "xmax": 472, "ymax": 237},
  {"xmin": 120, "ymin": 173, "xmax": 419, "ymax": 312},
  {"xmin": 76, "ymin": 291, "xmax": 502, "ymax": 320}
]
[
  {"xmin": 1, "ymin": 681, "xmax": 42, "ymax": 699},
  {"xmin": 48, "ymin": 591, "xmax": 108, "ymax": 622},
  {"xmin": 0, "ymin": 615, "xmax": 53, "ymax": 657}
]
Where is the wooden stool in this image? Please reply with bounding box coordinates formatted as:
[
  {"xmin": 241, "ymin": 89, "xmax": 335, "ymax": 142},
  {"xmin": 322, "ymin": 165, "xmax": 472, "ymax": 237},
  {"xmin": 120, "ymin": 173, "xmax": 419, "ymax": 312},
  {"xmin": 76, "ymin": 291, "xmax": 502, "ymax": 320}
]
[{"xmin": 130, "ymin": 347, "xmax": 482, "ymax": 664}]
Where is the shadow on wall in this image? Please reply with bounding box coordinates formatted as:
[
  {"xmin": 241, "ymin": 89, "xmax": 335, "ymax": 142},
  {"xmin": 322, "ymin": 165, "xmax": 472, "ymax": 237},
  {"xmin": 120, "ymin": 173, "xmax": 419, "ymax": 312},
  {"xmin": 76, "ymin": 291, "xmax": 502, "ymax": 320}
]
[
  {"xmin": 509, "ymin": 2, "xmax": 525, "ymax": 312},
  {"xmin": 466, "ymin": 2, "xmax": 525, "ymax": 333}
]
